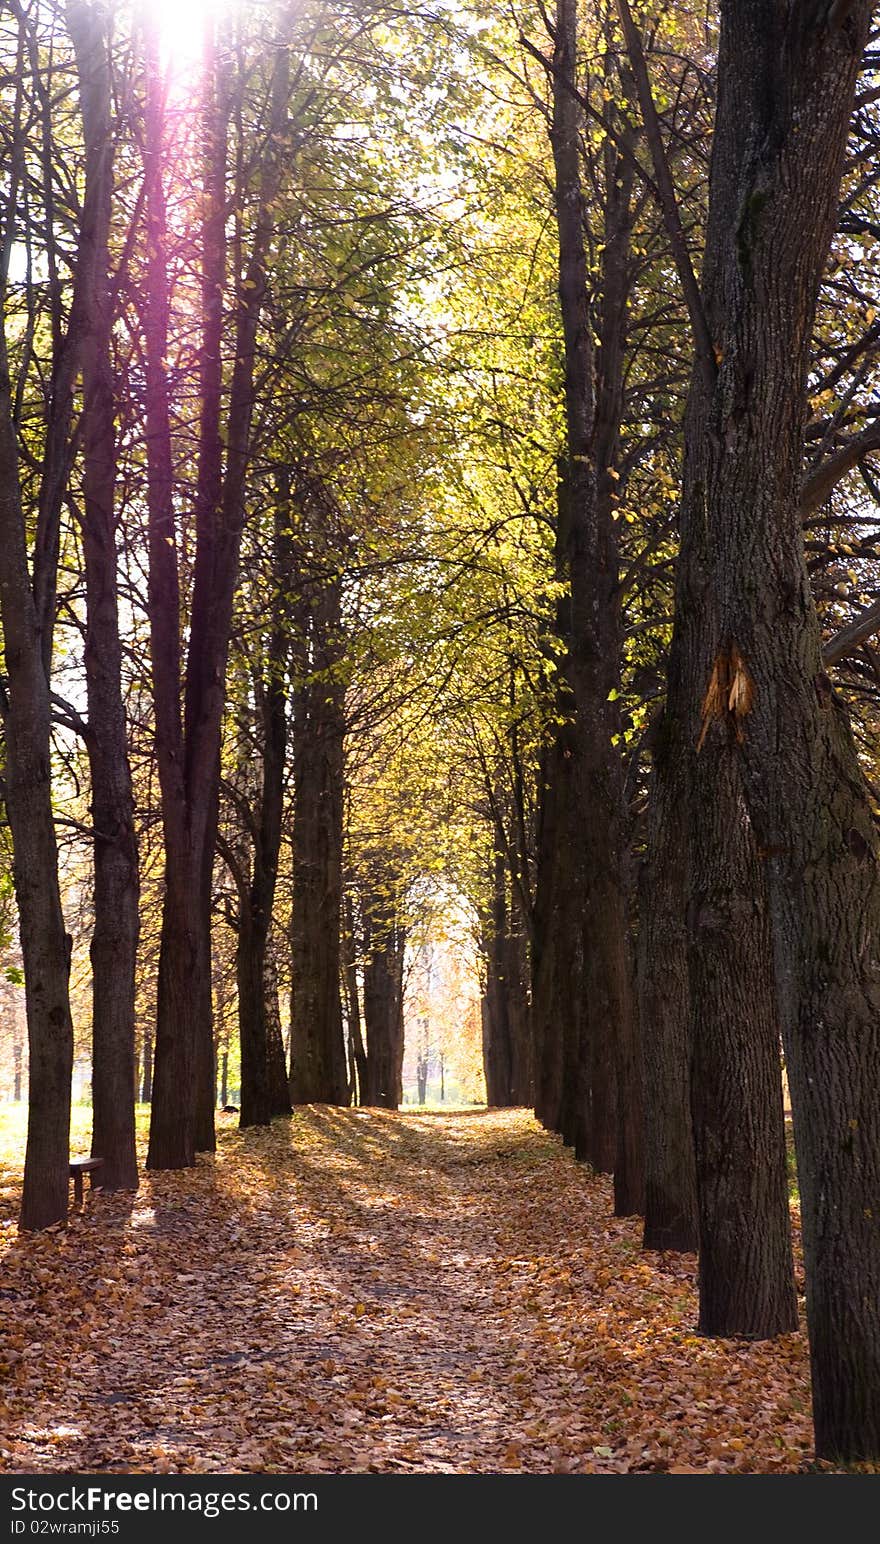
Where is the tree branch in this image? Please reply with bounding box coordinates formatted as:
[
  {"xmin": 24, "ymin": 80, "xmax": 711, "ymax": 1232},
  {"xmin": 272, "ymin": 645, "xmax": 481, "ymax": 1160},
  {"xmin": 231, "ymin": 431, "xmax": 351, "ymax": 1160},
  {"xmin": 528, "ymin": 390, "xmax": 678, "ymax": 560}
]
[
  {"xmin": 215, "ymin": 829, "xmax": 249, "ymax": 907},
  {"xmin": 49, "ymin": 691, "xmax": 92, "ymax": 742},
  {"xmin": 799, "ymin": 421, "xmax": 880, "ymax": 516},
  {"xmin": 824, "ymin": 598, "xmax": 880, "ymax": 666},
  {"xmin": 615, "ymin": 0, "xmax": 717, "ymax": 394}
]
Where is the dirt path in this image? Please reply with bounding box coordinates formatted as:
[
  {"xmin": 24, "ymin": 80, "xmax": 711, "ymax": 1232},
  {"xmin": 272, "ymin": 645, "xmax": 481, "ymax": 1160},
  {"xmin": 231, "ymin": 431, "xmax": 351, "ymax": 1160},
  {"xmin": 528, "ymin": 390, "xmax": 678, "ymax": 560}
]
[{"xmin": 0, "ymin": 1108, "xmax": 813, "ymax": 1472}]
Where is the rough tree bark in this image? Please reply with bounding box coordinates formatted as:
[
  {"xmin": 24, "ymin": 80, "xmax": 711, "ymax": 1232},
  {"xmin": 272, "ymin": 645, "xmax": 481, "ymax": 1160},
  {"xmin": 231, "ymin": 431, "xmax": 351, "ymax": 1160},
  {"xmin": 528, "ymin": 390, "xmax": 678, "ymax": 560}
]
[
  {"xmin": 0, "ymin": 375, "xmax": 73, "ymax": 1229},
  {"xmin": 588, "ymin": 86, "xmax": 642, "ymax": 1214},
  {"xmin": 636, "ymin": 417, "xmax": 791, "ymax": 1303},
  {"xmin": 263, "ymin": 949, "xmax": 290, "ymax": 1115},
  {"xmin": 509, "ymin": 920, "xmax": 532, "ymax": 1105},
  {"xmin": 475, "ymin": 647, "xmax": 537, "ymax": 1110},
  {"xmin": 530, "ymin": 0, "xmax": 595, "ymax": 1140},
  {"xmin": 185, "ymin": 23, "xmax": 229, "ymax": 1157},
  {"xmin": 288, "ymin": 567, "xmax": 348, "ymax": 1105},
  {"xmin": 0, "ymin": 10, "xmax": 95, "ymax": 1228},
  {"xmin": 237, "ymin": 499, "xmax": 294, "ymax": 1127},
  {"xmin": 688, "ymin": 697, "xmax": 796, "ymax": 1335},
  {"xmin": 481, "ymin": 847, "xmax": 514, "ymax": 1108},
  {"xmin": 680, "ymin": 0, "xmax": 880, "ymax": 1455},
  {"xmin": 359, "ymin": 879, "xmax": 406, "ymax": 1110},
  {"xmin": 481, "ymin": 844, "xmax": 532, "ymax": 1106},
  {"xmin": 531, "ymin": 697, "xmax": 580, "ymax": 1133},
  {"xmin": 141, "ymin": 20, "xmax": 192, "ymax": 1168},
  {"xmin": 146, "ymin": 29, "xmax": 290, "ymax": 1167},
  {"xmin": 68, "ymin": 0, "xmax": 140, "ymax": 1193},
  {"xmin": 637, "ymin": 756, "xmax": 698, "ymax": 1252},
  {"xmin": 621, "ymin": 0, "xmax": 793, "ymax": 1298},
  {"xmin": 532, "ymin": 0, "xmax": 643, "ymax": 1213}
]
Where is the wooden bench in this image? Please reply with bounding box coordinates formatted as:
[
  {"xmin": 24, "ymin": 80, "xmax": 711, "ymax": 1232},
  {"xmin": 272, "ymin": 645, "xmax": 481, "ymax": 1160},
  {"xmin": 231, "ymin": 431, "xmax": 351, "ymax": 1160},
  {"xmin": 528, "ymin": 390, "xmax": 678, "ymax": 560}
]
[{"xmin": 69, "ymin": 1157, "xmax": 103, "ymax": 1206}]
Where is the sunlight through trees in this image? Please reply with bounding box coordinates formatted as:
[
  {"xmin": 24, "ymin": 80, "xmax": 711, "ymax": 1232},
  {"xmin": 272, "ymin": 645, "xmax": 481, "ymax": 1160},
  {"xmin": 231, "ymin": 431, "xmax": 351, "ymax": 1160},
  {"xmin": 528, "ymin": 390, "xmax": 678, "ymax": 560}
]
[{"xmin": 1, "ymin": 0, "xmax": 879, "ymax": 1474}]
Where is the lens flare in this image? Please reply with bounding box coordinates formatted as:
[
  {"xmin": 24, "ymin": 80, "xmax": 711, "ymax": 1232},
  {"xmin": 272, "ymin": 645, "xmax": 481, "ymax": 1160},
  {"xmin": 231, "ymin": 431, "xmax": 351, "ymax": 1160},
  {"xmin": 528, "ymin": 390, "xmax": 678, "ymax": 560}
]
[{"xmin": 139, "ymin": 0, "xmax": 235, "ymax": 68}]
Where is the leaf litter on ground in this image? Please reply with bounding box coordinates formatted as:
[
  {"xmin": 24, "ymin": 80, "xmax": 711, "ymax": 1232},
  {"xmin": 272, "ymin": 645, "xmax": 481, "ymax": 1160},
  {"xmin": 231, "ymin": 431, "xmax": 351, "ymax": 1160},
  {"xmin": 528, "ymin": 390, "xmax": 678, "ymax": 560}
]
[{"xmin": 0, "ymin": 1106, "xmax": 842, "ymax": 1474}]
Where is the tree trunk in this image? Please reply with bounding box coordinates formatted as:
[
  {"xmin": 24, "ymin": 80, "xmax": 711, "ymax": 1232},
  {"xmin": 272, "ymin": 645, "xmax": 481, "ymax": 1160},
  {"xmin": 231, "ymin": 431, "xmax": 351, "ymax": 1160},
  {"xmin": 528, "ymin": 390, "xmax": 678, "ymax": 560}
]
[
  {"xmin": 590, "ymin": 103, "xmax": 642, "ymax": 1215},
  {"xmin": 181, "ymin": 26, "xmax": 228, "ymax": 1160},
  {"xmin": 672, "ymin": 342, "xmax": 796, "ymax": 1334},
  {"xmin": 288, "ymin": 726, "xmax": 347, "ymax": 1101},
  {"xmin": 0, "ymin": 0, "xmax": 141, "ymax": 1228},
  {"xmin": 362, "ymin": 909, "xmax": 406, "ymax": 1110},
  {"xmin": 149, "ymin": 851, "xmax": 205, "ymax": 1167},
  {"xmin": 638, "ymin": 771, "xmax": 698, "ymax": 1251},
  {"xmin": 342, "ymin": 893, "xmax": 369, "ymax": 1105},
  {"xmin": 0, "ymin": 110, "xmax": 76, "ymax": 1225},
  {"xmin": 141, "ymin": 1027, "xmax": 153, "ymax": 1104},
  {"xmin": 507, "ymin": 919, "xmax": 532, "ymax": 1105},
  {"xmin": 289, "ymin": 574, "xmax": 348, "ymax": 1106},
  {"xmin": 145, "ymin": 31, "xmax": 291, "ymax": 1166},
  {"xmin": 688, "ymin": 739, "xmax": 796, "ymax": 1335},
  {"xmin": 0, "ymin": 363, "xmax": 73, "ymax": 1231},
  {"xmin": 237, "ymin": 920, "xmax": 292, "ymax": 1124},
  {"xmin": 237, "ymin": 498, "xmax": 293, "ymax": 1127},
  {"xmin": 140, "ymin": 18, "xmax": 197, "ymax": 1170},
  {"xmin": 680, "ymin": 0, "xmax": 879, "ymax": 1454},
  {"xmin": 531, "ymin": 0, "xmax": 594, "ymax": 1139},
  {"xmin": 637, "ymin": 454, "xmax": 786, "ymax": 1284},
  {"xmin": 237, "ymin": 911, "xmax": 270, "ymax": 1126},
  {"xmin": 625, "ymin": 1, "xmax": 794, "ymax": 1314},
  {"xmin": 482, "ymin": 977, "xmax": 513, "ymax": 1107},
  {"xmin": 481, "ymin": 848, "xmax": 515, "ymax": 1106},
  {"xmin": 534, "ymin": 6, "xmax": 643, "ymax": 1215},
  {"xmin": 212, "ymin": 954, "xmax": 228, "ymax": 1110},
  {"xmin": 69, "ymin": 0, "xmax": 140, "ymax": 1193},
  {"xmin": 483, "ymin": 979, "xmax": 513, "ymax": 1107},
  {"xmin": 264, "ymin": 950, "xmax": 291, "ymax": 1117},
  {"xmin": 531, "ymin": 729, "xmax": 578, "ymax": 1133},
  {"xmin": 483, "ymin": 849, "xmax": 513, "ymax": 1107}
]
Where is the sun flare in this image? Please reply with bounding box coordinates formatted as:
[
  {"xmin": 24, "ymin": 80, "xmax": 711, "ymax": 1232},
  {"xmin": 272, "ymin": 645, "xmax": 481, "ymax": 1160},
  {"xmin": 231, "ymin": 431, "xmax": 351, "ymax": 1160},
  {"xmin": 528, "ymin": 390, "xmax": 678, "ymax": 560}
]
[{"xmin": 140, "ymin": 0, "xmax": 238, "ymax": 66}]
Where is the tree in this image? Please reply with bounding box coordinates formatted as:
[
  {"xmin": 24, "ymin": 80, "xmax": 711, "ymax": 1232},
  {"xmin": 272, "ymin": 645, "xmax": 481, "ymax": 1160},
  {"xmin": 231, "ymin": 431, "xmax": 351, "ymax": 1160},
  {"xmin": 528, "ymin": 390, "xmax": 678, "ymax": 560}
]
[
  {"xmin": 288, "ymin": 487, "xmax": 349, "ymax": 1106},
  {"xmin": 143, "ymin": 14, "xmax": 291, "ymax": 1167},
  {"xmin": 0, "ymin": 2, "xmax": 85, "ymax": 1228},
  {"xmin": 479, "ymin": 837, "xmax": 531, "ymax": 1106},
  {"xmin": 527, "ymin": 0, "xmax": 642, "ymax": 1212},
  {"xmin": 673, "ymin": 0, "xmax": 880, "ymax": 1458},
  {"xmin": 618, "ymin": 0, "xmax": 796, "ymax": 1328},
  {"xmin": 359, "ymin": 863, "xmax": 407, "ymax": 1109},
  {"xmin": 68, "ymin": 0, "xmax": 140, "ymax": 1193},
  {"xmin": 220, "ymin": 488, "xmax": 294, "ymax": 1128}
]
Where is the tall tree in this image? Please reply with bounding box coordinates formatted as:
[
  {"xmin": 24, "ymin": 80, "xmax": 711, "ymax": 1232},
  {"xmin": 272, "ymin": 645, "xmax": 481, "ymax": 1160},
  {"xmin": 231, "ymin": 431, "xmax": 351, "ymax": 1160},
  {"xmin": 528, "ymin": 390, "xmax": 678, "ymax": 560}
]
[
  {"xmin": 0, "ymin": 268, "xmax": 74, "ymax": 1230},
  {"xmin": 288, "ymin": 517, "xmax": 348, "ymax": 1106},
  {"xmin": 529, "ymin": 0, "xmax": 643, "ymax": 1211},
  {"xmin": 222, "ymin": 487, "xmax": 295, "ymax": 1128},
  {"xmin": 144, "ymin": 19, "xmax": 291, "ymax": 1167},
  {"xmin": 360, "ymin": 879, "xmax": 407, "ymax": 1109},
  {"xmin": 675, "ymin": 0, "xmax": 880, "ymax": 1457},
  {"xmin": 618, "ymin": 0, "xmax": 797, "ymax": 1327},
  {"xmin": 0, "ymin": 4, "xmax": 86, "ymax": 1227},
  {"xmin": 68, "ymin": 0, "xmax": 140, "ymax": 1193},
  {"xmin": 480, "ymin": 839, "xmax": 532, "ymax": 1107}
]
